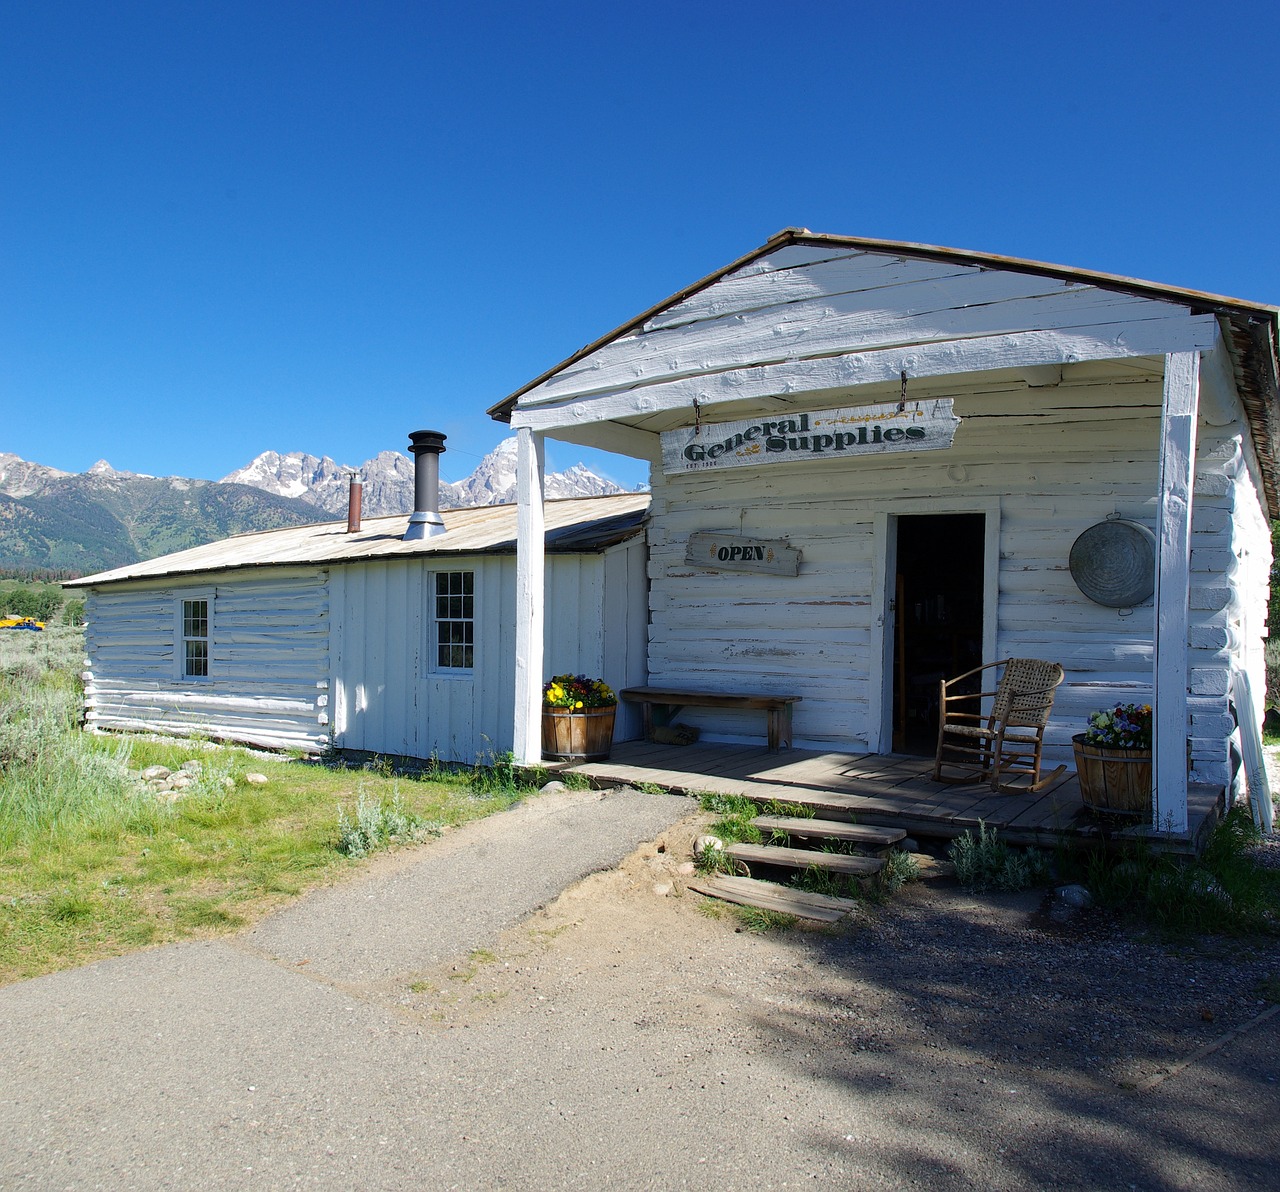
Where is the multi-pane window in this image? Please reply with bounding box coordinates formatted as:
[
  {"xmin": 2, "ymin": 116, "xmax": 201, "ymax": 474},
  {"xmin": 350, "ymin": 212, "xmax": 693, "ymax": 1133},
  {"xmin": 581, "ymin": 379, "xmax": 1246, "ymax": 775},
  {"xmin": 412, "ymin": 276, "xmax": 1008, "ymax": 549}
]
[
  {"xmin": 434, "ymin": 572, "xmax": 474, "ymax": 670},
  {"xmin": 182, "ymin": 598, "xmax": 209, "ymax": 678}
]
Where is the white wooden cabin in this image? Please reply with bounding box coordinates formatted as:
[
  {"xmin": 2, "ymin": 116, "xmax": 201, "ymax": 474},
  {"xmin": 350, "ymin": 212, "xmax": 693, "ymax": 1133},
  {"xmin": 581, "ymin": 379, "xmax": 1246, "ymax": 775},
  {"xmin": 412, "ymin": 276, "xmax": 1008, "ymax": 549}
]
[
  {"xmin": 491, "ymin": 229, "xmax": 1280, "ymax": 834},
  {"xmin": 68, "ymin": 495, "xmax": 650, "ymax": 762}
]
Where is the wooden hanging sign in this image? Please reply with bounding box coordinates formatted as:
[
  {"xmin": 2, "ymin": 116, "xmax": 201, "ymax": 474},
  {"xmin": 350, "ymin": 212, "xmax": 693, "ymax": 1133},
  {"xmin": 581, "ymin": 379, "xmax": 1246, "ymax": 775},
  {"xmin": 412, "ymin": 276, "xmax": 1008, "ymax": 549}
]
[
  {"xmin": 686, "ymin": 532, "xmax": 800, "ymax": 576},
  {"xmin": 661, "ymin": 399, "xmax": 960, "ymax": 475}
]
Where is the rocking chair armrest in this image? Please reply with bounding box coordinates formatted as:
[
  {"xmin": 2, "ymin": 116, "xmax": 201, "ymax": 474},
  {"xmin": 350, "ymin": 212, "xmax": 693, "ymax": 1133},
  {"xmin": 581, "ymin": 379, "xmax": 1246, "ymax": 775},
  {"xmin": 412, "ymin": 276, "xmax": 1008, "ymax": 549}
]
[
  {"xmin": 939, "ymin": 687, "xmax": 1000, "ymax": 704},
  {"xmin": 937, "ymin": 659, "xmax": 1014, "ymax": 690}
]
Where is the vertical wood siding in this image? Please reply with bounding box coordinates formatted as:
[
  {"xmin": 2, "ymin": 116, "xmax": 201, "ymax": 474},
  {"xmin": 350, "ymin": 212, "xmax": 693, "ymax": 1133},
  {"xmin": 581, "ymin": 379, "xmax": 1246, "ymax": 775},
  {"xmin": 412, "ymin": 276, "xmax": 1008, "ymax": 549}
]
[
  {"xmin": 83, "ymin": 569, "xmax": 331, "ymax": 752},
  {"xmin": 331, "ymin": 538, "xmax": 647, "ymax": 763}
]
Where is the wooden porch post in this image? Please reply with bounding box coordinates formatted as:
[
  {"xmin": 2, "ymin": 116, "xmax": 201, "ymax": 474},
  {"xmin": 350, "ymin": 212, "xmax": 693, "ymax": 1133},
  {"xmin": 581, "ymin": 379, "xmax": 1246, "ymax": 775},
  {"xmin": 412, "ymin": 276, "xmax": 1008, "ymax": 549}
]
[
  {"xmin": 1153, "ymin": 351, "xmax": 1200, "ymax": 834},
  {"xmin": 513, "ymin": 428, "xmax": 546, "ymax": 765}
]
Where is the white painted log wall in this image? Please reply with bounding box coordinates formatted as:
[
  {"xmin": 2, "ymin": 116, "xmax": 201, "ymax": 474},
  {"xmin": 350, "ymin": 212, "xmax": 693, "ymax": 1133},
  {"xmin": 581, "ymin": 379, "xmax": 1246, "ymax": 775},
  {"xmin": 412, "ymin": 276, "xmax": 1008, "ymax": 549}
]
[
  {"xmin": 1192, "ymin": 350, "xmax": 1274, "ymax": 787},
  {"xmin": 644, "ymin": 367, "xmax": 1262, "ymax": 766},
  {"xmin": 83, "ymin": 569, "xmax": 331, "ymax": 752},
  {"xmin": 332, "ymin": 539, "xmax": 647, "ymax": 763},
  {"xmin": 510, "ymin": 242, "xmax": 1267, "ymax": 781},
  {"xmin": 514, "ymin": 245, "xmax": 1216, "ymax": 428}
]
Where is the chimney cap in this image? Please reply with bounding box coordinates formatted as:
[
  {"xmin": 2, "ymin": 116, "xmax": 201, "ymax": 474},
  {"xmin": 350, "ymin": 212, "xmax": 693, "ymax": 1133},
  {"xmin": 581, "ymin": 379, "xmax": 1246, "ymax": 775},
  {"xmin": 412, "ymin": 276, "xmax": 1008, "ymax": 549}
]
[{"xmin": 408, "ymin": 430, "xmax": 446, "ymax": 456}]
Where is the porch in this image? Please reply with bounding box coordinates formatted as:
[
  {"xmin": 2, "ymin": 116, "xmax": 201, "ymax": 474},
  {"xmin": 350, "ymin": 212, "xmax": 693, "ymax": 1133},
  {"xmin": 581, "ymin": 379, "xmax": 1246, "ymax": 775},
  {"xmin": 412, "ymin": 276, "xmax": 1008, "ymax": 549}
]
[{"xmin": 563, "ymin": 740, "xmax": 1225, "ymax": 856}]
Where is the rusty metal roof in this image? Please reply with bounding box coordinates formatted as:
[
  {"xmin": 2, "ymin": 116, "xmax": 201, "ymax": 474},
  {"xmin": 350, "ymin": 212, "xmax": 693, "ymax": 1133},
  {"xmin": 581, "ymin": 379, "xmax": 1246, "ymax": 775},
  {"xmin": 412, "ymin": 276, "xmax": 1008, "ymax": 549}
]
[
  {"xmin": 487, "ymin": 228, "xmax": 1280, "ymax": 511},
  {"xmin": 68, "ymin": 493, "xmax": 649, "ymax": 588}
]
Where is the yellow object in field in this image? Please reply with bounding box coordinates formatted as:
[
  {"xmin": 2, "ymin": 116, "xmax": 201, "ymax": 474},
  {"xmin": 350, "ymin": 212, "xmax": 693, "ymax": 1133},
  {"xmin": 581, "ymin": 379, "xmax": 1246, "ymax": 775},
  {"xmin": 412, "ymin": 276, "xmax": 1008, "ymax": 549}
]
[{"xmin": 0, "ymin": 617, "xmax": 44, "ymax": 631}]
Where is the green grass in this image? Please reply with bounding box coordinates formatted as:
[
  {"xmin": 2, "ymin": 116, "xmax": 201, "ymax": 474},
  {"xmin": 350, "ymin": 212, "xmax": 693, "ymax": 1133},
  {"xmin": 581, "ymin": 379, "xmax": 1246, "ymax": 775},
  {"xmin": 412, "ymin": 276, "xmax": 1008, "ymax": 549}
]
[
  {"xmin": 1076, "ymin": 805, "xmax": 1280, "ymax": 938},
  {"xmin": 697, "ymin": 791, "xmax": 819, "ymax": 851},
  {"xmin": 947, "ymin": 821, "xmax": 1050, "ymax": 893},
  {"xmin": 698, "ymin": 792, "xmax": 764, "ymax": 849},
  {"xmin": 728, "ymin": 905, "xmax": 797, "ymax": 932},
  {"xmin": 792, "ymin": 864, "xmax": 861, "ymax": 900},
  {"xmin": 0, "ymin": 627, "xmax": 538, "ymax": 986}
]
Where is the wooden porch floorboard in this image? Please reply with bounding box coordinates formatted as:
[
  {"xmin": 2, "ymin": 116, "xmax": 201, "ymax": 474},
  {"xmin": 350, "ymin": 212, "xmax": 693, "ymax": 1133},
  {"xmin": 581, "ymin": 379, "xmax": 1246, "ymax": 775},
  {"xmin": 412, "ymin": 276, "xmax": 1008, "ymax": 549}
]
[{"xmin": 566, "ymin": 740, "xmax": 1222, "ymax": 854}]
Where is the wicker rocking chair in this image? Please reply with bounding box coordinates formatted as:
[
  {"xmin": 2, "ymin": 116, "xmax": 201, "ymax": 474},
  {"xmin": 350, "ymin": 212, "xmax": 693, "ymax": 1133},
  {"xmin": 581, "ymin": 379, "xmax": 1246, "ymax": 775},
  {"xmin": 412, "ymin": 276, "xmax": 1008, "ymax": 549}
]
[{"xmin": 932, "ymin": 658, "xmax": 1066, "ymax": 793}]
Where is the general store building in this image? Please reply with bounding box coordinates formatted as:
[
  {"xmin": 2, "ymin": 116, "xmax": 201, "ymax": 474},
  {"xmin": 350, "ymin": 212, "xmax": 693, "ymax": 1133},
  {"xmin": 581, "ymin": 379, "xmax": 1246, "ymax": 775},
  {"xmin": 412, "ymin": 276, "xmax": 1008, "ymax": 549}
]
[{"xmin": 491, "ymin": 229, "xmax": 1280, "ymax": 836}]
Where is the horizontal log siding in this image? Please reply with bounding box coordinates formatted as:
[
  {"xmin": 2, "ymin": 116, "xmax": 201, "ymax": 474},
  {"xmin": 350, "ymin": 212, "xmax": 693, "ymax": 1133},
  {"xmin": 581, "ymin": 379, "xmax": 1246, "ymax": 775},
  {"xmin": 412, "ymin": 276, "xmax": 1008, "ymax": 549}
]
[
  {"xmin": 514, "ymin": 245, "xmax": 1264, "ymax": 781},
  {"xmin": 1192, "ymin": 357, "xmax": 1273, "ymax": 786},
  {"xmin": 83, "ymin": 569, "xmax": 331, "ymax": 752},
  {"xmin": 646, "ymin": 369, "xmax": 1251, "ymax": 762},
  {"xmin": 516, "ymin": 246, "xmax": 1211, "ymax": 420}
]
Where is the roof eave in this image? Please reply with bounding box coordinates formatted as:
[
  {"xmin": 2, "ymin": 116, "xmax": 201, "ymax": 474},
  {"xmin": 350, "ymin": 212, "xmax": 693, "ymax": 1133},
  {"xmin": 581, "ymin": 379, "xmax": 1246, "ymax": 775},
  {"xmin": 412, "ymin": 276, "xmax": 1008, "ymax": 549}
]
[{"xmin": 67, "ymin": 501, "xmax": 650, "ymax": 589}]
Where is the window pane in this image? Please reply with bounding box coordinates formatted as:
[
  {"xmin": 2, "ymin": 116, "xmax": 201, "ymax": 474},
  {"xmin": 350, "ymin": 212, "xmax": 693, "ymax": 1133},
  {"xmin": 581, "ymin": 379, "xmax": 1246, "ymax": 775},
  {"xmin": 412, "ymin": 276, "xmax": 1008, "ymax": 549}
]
[
  {"xmin": 433, "ymin": 572, "xmax": 474, "ymax": 669},
  {"xmin": 185, "ymin": 640, "xmax": 208, "ymax": 677},
  {"xmin": 181, "ymin": 598, "xmax": 210, "ymax": 677},
  {"xmin": 183, "ymin": 599, "xmax": 207, "ymax": 638}
]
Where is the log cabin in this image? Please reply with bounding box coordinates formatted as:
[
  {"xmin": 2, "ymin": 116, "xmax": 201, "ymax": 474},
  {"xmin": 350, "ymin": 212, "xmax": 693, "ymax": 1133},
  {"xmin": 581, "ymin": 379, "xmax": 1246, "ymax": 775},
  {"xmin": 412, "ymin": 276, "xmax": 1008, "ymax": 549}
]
[
  {"xmin": 490, "ymin": 229, "xmax": 1280, "ymax": 835},
  {"xmin": 67, "ymin": 453, "xmax": 649, "ymax": 762}
]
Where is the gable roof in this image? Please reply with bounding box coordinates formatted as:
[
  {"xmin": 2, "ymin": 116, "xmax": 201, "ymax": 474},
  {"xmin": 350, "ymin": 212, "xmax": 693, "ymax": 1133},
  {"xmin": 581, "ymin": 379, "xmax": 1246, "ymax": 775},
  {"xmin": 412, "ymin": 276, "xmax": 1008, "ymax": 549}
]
[
  {"xmin": 68, "ymin": 493, "xmax": 649, "ymax": 588},
  {"xmin": 488, "ymin": 229, "xmax": 1280, "ymax": 508},
  {"xmin": 489, "ymin": 228, "xmax": 1279, "ymax": 421}
]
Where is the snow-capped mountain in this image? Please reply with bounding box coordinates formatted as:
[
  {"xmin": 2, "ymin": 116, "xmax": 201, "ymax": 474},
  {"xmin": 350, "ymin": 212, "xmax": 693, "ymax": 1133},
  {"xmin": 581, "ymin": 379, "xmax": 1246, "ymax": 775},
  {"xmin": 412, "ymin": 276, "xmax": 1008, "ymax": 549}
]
[
  {"xmin": 0, "ymin": 441, "xmax": 635, "ymax": 574},
  {"xmin": 0, "ymin": 452, "xmax": 70, "ymax": 498},
  {"xmin": 222, "ymin": 436, "xmax": 629, "ymax": 516},
  {"xmin": 220, "ymin": 451, "xmax": 358, "ymax": 515}
]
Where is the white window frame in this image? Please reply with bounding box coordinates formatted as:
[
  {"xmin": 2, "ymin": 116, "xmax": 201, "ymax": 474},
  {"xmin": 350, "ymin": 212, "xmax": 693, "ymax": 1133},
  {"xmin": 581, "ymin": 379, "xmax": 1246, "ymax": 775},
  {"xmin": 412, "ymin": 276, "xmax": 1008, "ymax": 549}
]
[
  {"xmin": 430, "ymin": 570, "xmax": 475, "ymax": 675},
  {"xmin": 175, "ymin": 589, "xmax": 213, "ymax": 681}
]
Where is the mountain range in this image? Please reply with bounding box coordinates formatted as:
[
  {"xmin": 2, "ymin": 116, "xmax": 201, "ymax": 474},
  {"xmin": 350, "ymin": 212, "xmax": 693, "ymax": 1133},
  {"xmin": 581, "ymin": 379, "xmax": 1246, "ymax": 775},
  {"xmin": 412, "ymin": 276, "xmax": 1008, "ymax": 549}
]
[
  {"xmin": 221, "ymin": 436, "xmax": 626, "ymax": 517},
  {"xmin": 0, "ymin": 439, "xmax": 628, "ymax": 576}
]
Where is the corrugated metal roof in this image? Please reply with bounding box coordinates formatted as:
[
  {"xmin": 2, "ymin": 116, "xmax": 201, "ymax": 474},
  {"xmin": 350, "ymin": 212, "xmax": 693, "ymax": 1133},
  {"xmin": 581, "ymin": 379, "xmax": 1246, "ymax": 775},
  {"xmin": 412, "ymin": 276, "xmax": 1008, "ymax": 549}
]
[
  {"xmin": 487, "ymin": 227, "xmax": 1280, "ymax": 511},
  {"xmin": 68, "ymin": 493, "xmax": 650, "ymax": 588}
]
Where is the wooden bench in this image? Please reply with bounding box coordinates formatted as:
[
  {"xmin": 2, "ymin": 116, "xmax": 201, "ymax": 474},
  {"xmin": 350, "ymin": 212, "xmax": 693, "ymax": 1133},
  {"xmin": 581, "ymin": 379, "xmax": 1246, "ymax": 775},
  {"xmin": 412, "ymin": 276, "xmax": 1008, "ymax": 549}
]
[{"xmin": 620, "ymin": 686, "xmax": 801, "ymax": 752}]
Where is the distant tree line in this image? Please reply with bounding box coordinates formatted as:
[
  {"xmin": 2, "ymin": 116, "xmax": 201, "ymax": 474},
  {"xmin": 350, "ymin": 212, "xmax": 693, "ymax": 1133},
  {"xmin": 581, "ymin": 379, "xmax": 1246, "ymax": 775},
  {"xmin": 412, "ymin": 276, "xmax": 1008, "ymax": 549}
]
[
  {"xmin": 0, "ymin": 568, "xmax": 82, "ymax": 583},
  {"xmin": 0, "ymin": 581, "xmax": 84, "ymax": 627}
]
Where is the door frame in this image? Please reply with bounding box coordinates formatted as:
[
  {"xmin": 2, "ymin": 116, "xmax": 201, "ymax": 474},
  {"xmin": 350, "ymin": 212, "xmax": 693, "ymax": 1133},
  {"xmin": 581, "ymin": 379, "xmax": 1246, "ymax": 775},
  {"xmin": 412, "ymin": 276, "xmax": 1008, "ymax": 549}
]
[{"xmin": 869, "ymin": 499, "xmax": 1001, "ymax": 754}]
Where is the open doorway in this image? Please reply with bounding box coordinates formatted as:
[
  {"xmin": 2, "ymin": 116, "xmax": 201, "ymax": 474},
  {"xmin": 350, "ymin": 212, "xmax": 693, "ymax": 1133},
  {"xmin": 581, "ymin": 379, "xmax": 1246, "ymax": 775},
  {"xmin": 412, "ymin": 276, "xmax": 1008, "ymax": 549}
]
[{"xmin": 892, "ymin": 513, "xmax": 987, "ymax": 754}]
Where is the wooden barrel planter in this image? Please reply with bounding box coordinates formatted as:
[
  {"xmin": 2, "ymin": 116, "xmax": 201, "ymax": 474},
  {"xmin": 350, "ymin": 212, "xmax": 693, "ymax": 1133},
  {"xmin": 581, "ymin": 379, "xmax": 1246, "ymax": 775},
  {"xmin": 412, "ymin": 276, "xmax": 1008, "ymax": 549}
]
[
  {"xmin": 1071, "ymin": 734, "xmax": 1152, "ymax": 816},
  {"xmin": 542, "ymin": 706, "xmax": 616, "ymax": 762}
]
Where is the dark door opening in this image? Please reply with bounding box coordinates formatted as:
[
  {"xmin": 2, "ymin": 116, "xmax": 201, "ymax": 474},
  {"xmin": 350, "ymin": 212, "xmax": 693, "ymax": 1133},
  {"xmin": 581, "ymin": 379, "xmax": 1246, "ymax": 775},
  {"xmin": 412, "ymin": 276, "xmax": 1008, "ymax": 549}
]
[{"xmin": 893, "ymin": 514, "xmax": 986, "ymax": 754}]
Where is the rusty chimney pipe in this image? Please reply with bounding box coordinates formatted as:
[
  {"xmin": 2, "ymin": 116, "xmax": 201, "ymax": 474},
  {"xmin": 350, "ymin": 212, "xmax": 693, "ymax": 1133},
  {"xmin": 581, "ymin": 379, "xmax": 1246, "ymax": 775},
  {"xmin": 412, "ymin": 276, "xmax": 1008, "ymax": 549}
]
[
  {"xmin": 404, "ymin": 430, "xmax": 447, "ymax": 540},
  {"xmin": 346, "ymin": 473, "xmax": 362, "ymax": 533}
]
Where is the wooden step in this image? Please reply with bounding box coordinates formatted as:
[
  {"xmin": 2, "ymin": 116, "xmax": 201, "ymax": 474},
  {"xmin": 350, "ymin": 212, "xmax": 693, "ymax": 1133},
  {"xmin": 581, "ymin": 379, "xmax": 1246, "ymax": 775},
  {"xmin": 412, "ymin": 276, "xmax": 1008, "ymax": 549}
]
[
  {"xmin": 752, "ymin": 814, "xmax": 906, "ymax": 847},
  {"xmin": 687, "ymin": 874, "xmax": 859, "ymax": 923},
  {"xmin": 725, "ymin": 842, "xmax": 883, "ymax": 876},
  {"xmin": 737, "ymin": 788, "xmax": 885, "ymax": 820}
]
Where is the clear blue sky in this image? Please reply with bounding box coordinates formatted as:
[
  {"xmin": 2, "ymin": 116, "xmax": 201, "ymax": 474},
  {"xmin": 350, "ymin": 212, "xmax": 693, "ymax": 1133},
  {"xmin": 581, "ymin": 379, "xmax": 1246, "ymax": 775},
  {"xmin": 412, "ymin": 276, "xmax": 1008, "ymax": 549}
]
[{"xmin": 2, "ymin": 0, "xmax": 1277, "ymax": 490}]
